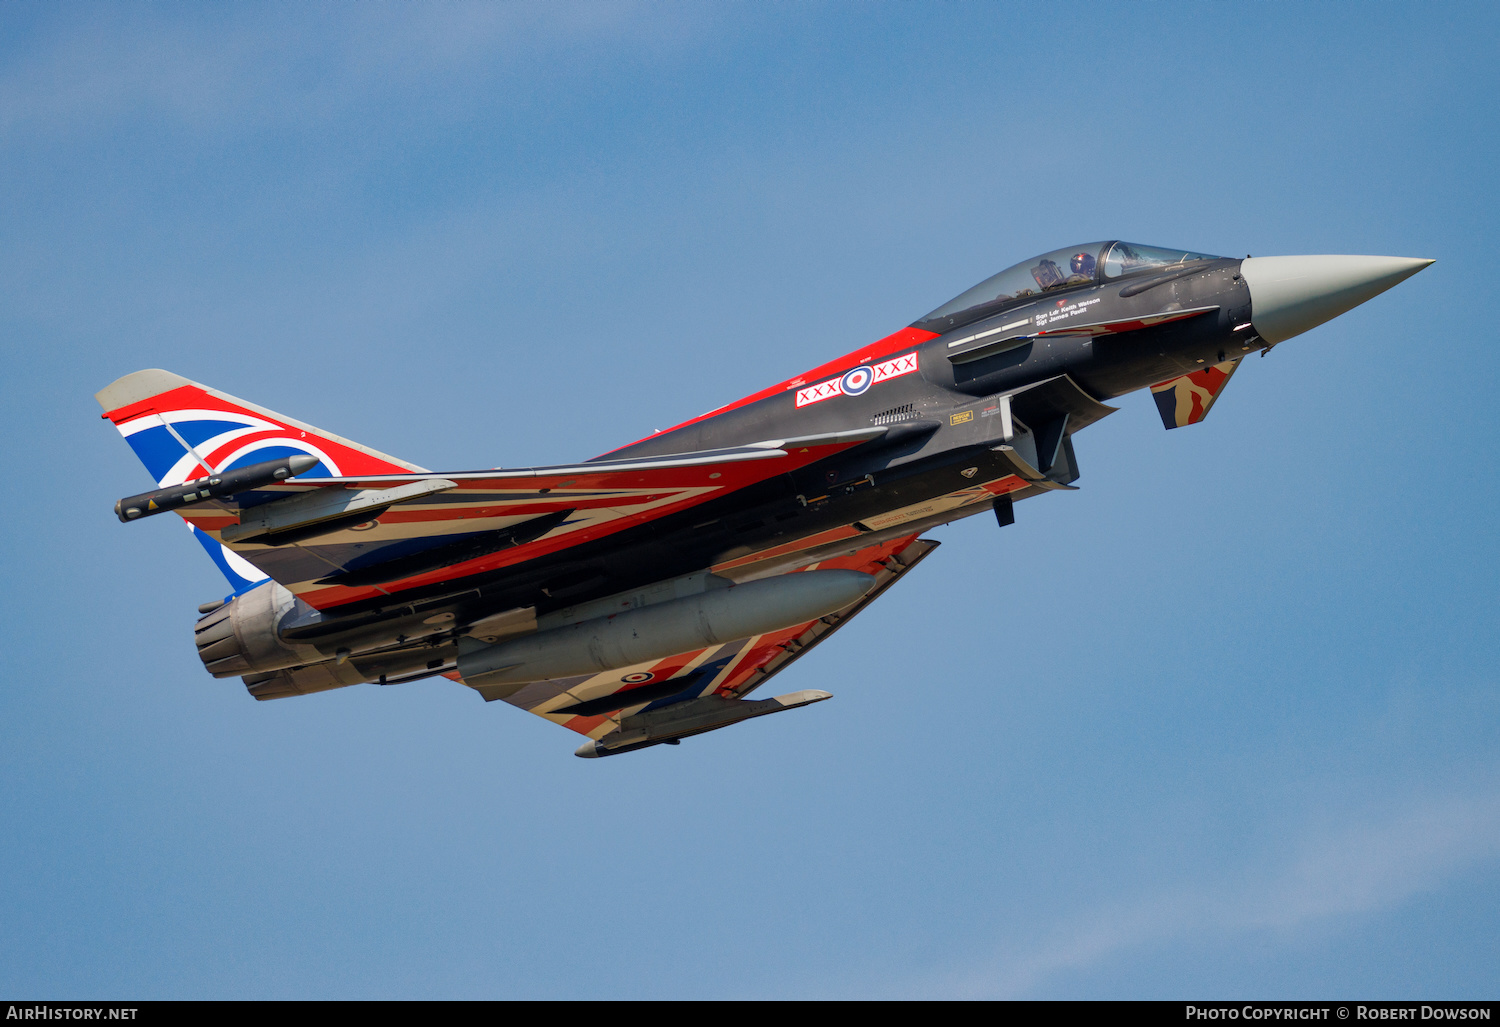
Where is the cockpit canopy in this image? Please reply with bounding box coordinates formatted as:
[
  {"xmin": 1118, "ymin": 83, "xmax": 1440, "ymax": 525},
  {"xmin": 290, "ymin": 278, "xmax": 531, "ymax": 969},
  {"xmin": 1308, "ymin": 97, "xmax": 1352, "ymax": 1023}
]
[{"xmin": 914, "ymin": 241, "xmax": 1225, "ymax": 335}]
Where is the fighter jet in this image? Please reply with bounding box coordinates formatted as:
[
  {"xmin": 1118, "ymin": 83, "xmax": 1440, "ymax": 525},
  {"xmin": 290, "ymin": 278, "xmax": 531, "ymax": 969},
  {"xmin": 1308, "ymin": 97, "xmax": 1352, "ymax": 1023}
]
[{"xmin": 97, "ymin": 243, "xmax": 1432, "ymax": 757}]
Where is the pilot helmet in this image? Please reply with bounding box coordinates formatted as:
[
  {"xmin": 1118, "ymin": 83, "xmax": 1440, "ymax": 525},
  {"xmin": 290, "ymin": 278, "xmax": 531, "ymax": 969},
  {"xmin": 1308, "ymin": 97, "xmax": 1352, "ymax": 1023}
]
[{"xmin": 1071, "ymin": 252, "xmax": 1096, "ymax": 276}]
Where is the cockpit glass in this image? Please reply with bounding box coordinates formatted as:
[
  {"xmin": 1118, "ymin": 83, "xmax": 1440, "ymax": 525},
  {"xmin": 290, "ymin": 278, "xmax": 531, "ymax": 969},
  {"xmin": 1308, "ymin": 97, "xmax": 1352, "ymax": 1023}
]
[
  {"xmin": 1100, "ymin": 242, "xmax": 1221, "ymax": 279},
  {"xmin": 915, "ymin": 242, "xmax": 1109, "ymax": 334},
  {"xmin": 913, "ymin": 240, "xmax": 1229, "ymax": 335}
]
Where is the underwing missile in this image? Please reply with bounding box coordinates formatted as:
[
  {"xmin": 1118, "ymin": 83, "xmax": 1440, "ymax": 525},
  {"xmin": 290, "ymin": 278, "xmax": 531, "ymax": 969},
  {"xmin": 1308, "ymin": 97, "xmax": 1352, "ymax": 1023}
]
[
  {"xmin": 115, "ymin": 454, "xmax": 318, "ymax": 523},
  {"xmin": 574, "ymin": 689, "xmax": 834, "ymax": 757}
]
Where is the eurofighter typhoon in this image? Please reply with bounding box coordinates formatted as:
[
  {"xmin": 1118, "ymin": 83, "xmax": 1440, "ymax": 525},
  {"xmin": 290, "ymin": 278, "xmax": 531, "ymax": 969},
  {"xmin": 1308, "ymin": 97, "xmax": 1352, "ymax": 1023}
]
[{"xmin": 98, "ymin": 244, "xmax": 1431, "ymax": 757}]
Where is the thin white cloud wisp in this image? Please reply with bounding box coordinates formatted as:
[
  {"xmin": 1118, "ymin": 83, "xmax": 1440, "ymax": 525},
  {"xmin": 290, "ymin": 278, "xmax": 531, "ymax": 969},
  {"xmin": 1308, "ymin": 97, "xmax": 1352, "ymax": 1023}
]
[{"xmin": 929, "ymin": 782, "xmax": 1500, "ymax": 998}]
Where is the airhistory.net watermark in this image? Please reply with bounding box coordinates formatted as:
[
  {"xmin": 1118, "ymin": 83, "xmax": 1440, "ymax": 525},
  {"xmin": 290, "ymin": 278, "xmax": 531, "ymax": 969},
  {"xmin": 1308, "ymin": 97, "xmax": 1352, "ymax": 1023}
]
[{"xmin": 5, "ymin": 1008, "xmax": 137, "ymax": 1020}]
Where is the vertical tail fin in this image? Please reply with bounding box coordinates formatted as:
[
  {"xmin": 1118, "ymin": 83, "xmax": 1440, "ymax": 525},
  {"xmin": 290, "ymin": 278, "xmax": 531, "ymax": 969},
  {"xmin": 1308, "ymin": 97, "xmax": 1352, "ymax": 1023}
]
[{"xmin": 96, "ymin": 369, "xmax": 426, "ymax": 595}]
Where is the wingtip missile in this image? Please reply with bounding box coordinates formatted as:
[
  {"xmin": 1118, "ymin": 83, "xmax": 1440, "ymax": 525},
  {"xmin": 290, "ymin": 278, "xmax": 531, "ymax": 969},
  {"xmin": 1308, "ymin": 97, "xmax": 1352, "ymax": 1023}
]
[{"xmin": 115, "ymin": 454, "xmax": 319, "ymax": 523}]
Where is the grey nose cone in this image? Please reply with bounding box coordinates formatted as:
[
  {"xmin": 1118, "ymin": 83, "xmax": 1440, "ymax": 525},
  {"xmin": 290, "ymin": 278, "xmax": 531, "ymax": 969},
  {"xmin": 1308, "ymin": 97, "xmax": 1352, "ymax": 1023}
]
[{"xmin": 1240, "ymin": 255, "xmax": 1434, "ymax": 345}]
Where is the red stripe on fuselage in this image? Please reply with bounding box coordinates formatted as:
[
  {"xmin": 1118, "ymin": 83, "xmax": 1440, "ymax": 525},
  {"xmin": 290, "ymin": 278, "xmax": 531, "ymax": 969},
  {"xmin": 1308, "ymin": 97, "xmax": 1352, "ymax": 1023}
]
[{"xmin": 600, "ymin": 325, "xmax": 939, "ymax": 456}]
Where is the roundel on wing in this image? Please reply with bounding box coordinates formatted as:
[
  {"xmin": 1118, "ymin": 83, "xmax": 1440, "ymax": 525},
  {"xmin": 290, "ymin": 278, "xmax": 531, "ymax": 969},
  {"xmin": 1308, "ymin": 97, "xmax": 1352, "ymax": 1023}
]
[
  {"xmin": 621, "ymin": 672, "xmax": 654, "ymax": 683},
  {"xmin": 840, "ymin": 366, "xmax": 873, "ymax": 396}
]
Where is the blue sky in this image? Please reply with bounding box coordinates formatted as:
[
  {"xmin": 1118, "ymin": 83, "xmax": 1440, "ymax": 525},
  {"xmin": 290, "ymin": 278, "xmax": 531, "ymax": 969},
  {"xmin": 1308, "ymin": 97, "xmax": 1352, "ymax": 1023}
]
[{"xmin": 2, "ymin": 1, "xmax": 1496, "ymax": 999}]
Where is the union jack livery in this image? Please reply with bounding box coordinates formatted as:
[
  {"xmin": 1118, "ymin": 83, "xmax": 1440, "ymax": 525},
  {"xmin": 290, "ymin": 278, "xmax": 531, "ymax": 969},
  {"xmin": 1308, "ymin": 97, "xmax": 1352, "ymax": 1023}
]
[
  {"xmin": 1150, "ymin": 358, "xmax": 1243, "ymax": 429},
  {"xmin": 98, "ymin": 243, "xmax": 1431, "ymax": 757}
]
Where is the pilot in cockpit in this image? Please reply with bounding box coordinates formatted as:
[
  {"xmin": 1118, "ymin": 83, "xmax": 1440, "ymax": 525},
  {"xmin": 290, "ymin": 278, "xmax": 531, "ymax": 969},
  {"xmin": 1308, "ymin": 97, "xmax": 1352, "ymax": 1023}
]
[{"xmin": 1069, "ymin": 251, "xmax": 1097, "ymax": 281}]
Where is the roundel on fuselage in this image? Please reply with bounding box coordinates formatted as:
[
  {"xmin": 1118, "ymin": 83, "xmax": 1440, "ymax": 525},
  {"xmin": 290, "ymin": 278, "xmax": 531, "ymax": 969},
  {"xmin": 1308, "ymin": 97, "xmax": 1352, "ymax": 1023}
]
[{"xmin": 840, "ymin": 366, "xmax": 873, "ymax": 396}]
